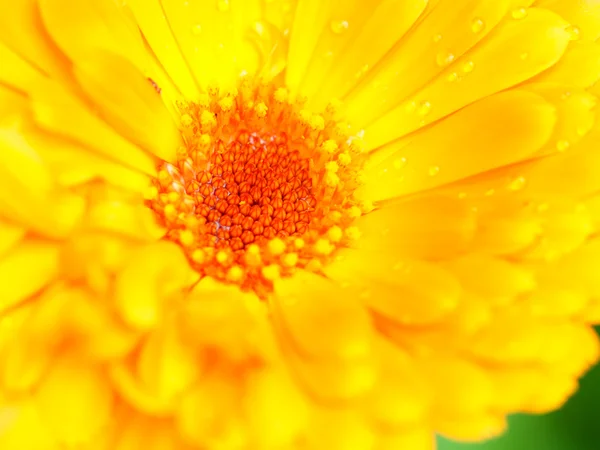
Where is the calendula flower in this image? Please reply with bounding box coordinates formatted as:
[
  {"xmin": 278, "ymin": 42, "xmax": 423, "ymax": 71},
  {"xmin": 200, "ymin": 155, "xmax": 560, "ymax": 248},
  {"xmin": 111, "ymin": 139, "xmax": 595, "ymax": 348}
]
[{"xmin": 2, "ymin": 0, "xmax": 600, "ymax": 448}]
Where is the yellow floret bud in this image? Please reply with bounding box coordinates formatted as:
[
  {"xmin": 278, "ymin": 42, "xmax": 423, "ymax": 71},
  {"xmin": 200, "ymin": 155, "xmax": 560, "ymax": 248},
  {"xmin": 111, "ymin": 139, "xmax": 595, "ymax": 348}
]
[
  {"xmin": 321, "ymin": 139, "xmax": 338, "ymax": 155},
  {"xmin": 314, "ymin": 238, "xmax": 335, "ymax": 255},
  {"xmin": 268, "ymin": 238, "xmax": 286, "ymax": 256},
  {"xmin": 200, "ymin": 110, "xmax": 217, "ymax": 128},
  {"xmin": 345, "ymin": 226, "xmax": 362, "ymax": 241},
  {"xmin": 180, "ymin": 113, "xmax": 194, "ymax": 127},
  {"xmin": 347, "ymin": 206, "xmax": 362, "ymax": 218},
  {"xmin": 337, "ymin": 152, "xmax": 352, "ymax": 166},
  {"xmin": 216, "ymin": 251, "xmax": 229, "ymax": 264},
  {"xmin": 325, "ymin": 161, "xmax": 339, "ymax": 173},
  {"xmin": 262, "ymin": 264, "xmax": 281, "ymax": 281},
  {"xmin": 309, "ymin": 114, "xmax": 325, "ymax": 131},
  {"xmin": 227, "ymin": 266, "xmax": 244, "ymax": 282},
  {"xmin": 325, "ymin": 171, "xmax": 340, "ymax": 187},
  {"xmin": 327, "ymin": 226, "xmax": 343, "ymax": 243},
  {"xmin": 192, "ymin": 249, "xmax": 206, "ymax": 263},
  {"xmin": 274, "ymin": 87, "xmax": 289, "ymax": 103},
  {"xmin": 255, "ymin": 102, "xmax": 268, "ymax": 118},
  {"xmin": 179, "ymin": 229, "xmax": 195, "ymax": 247},
  {"xmin": 282, "ymin": 253, "xmax": 299, "ymax": 267},
  {"xmin": 199, "ymin": 133, "xmax": 212, "ymax": 146},
  {"xmin": 219, "ymin": 96, "xmax": 234, "ymax": 111},
  {"xmin": 294, "ymin": 238, "xmax": 305, "ymax": 249}
]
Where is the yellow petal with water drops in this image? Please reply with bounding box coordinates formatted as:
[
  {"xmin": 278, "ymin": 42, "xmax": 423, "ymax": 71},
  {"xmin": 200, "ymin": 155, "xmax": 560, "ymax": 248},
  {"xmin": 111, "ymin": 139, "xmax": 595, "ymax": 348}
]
[
  {"xmin": 473, "ymin": 209, "xmax": 542, "ymax": 255},
  {"xmin": 31, "ymin": 82, "xmax": 157, "ymax": 176},
  {"xmin": 273, "ymin": 270, "xmax": 373, "ymax": 361},
  {"xmin": 354, "ymin": 195, "xmax": 476, "ymax": 260},
  {"xmin": 311, "ymin": 0, "xmax": 428, "ymax": 107},
  {"xmin": 38, "ymin": 0, "xmax": 149, "ymax": 72},
  {"xmin": 0, "ymin": 42, "xmax": 47, "ymax": 93},
  {"xmin": 521, "ymin": 83, "xmax": 596, "ymax": 157},
  {"xmin": 345, "ymin": 0, "xmax": 511, "ymax": 128},
  {"xmin": 125, "ymin": 0, "xmax": 201, "ymax": 100},
  {"xmin": 358, "ymin": 90, "xmax": 555, "ymax": 202},
  {"xmin": 361, "ymin": 8, "xmax": 569, "ymax": 148},
  {"xmin": 286, "ymin": 0, "xmax": 337, "ymax": 93},
  {"xmin": 0, "ymin": 0, "xmax": 69, "ymax": 80},
  {"xmin": 536, "ymin": 0, "xmax": 600, "ymax": 41},
  {"xmin": 533, "ymin": 41, "xmax": 600, "ymax": 88},
  {"xmin": 245, "ymin": 368, "xmax": 309, "ymax": 448},
  {"xmin": 445, "ymin": 254, "xmax": 536, "ymax": 302},
  {"xmin": 298, "ymin": 0, "xmax": 428, "ymax": 104},
  {"xmin": 136, "ymin": 322, "xmax": 200, "ymax": 405},
  {"xmin": 36, "ymin": 356, "xmax": 113, "ymax": 446},
  {"xmin": 161, "ymin": 0, "xmax": 263, "ymax": 89},
  {"xmin": 521, "ymin": 201, "xmax": 594, "ymax": 261},
  {"xmin": 1, "ymin": 285, "xmax": 71, "ymax": 393},
  {"xmin": 523, "ymin": 125, "xmax": 600, "ymax": 197},
  {"xmin": 0, "ymin": 221, "xmax": 24, "ymax": 258},
  {"xmin": 0, "ymin": 400, "xmax": 60, "ymax": 450},
  {"xmin": 0, "ymin": 241, "xmax": 59, "ymax": 314},
  {"xmin": 115, "ymin": 241, "xmax": 195, "ymax": 330},
  {"xmin": 326, "ymin": 252, "xmax": 462, "ymax": 325},
  {"xmin": 73, "ymin": 51, "xmax": 181, "ymax": 162}
]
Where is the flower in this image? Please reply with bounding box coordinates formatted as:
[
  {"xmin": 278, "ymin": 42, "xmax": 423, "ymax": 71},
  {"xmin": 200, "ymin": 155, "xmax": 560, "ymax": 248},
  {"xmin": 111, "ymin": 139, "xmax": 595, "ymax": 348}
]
[{"xmin": 1, "ymin": 0, "xmax": 600, "ymax": 448}]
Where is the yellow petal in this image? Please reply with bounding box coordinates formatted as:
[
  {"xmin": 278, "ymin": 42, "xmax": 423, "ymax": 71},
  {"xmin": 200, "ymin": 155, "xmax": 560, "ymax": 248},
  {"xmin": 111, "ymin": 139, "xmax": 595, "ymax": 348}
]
[
  {"xmin": 0, "ymin": 241, "xmax": 59, "ymax": 314},
  {"xmin": 73, "ymin": 51, "xmax": 181, "ymax": 162},
  {"xmin": 36, "ymin": 356, "xmax": 113, "ymax": 445},
  {"xmin": 273, "ymin": 270, "xmax": 373, "ymax": 360},
  {"xmin": 536, "ymin": 0, "xmax": 600, "ymax": 41},
  {"xmin": 354, "ymin": 195, "xmax": 476, "ymax": 260},
  {"xmin": 345, "ymin": 0, "xmax": 511, "ymax": 128},
  {"xmin": 0, "ymin": 221, "xmax": 24, "ymax": 259},
  {"xmin": 0, "ymin": 401, "xmax": 60, "ymax": 450},
  {"xmin": 161, "ymin": 0, "xmax": 264, "ymax": 88},
  {"xmin": 357, "ymin": 90, "xmax": 555, "ymax": 202},
  {"xmin": 115, "ymin": 241, "xmax": 195, "ymax": 330},
  {"xmin": 533, "ymin": 41, "xmax": 600, "ymax": 87},
  {"xmin": 356, "ymin": 8, "xmax": 569, "ymax": 147},
  {"xmin": 326, "ymin": 252, "xmax": 462, "ymax": 325},
  {"xmin": 0, "ymin": 41, "xmax": 46, "ymax": 92}
]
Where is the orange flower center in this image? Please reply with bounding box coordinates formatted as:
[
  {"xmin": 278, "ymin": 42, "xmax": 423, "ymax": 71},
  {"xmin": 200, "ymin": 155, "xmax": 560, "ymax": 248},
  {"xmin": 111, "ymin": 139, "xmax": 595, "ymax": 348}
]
[{"xmin": 147, "ymin": 80, "xmax": 366, "ymax": 294}]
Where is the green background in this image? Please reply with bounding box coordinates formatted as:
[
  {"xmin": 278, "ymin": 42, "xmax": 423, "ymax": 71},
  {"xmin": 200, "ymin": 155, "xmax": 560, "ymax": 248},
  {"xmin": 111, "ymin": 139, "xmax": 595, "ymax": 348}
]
[{"xmin": 438, "ymin": 328, "xmax": 600, "ymax": 450}]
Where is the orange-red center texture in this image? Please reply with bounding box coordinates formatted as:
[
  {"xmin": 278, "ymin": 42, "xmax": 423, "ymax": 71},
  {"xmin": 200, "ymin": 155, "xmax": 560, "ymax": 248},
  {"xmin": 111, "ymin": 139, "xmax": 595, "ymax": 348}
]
[{"xmin": 2, "ymin": 1, "xmax": 600, "ymax": 450}]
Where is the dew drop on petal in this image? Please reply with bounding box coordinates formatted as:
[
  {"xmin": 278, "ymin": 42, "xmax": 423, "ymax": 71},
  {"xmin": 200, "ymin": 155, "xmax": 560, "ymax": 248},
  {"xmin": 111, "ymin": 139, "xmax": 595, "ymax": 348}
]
[
  {"xmin": 462, "ymin": 61, "xmax": 475, "ymax": 73},
  {"xmin": 393, "ymin": 157, "xmax": 407, "ymax": 169},
  {"xmin": 191, "ymin": 24, "xmax": 202, "ymax": 35},
  {"xmin": 217, "ymin": 0, "xmax": 230, "ymax": 12},
  {"xmin": 556, "ymin": 140, "xmax": 570, "ymax": 152},
  {"xmin": 447, "ymin": 72, "xmax": 459, "ymax": 82},
  {"xmin": 511, "ymin": 8, "xmax": 528, "ymax": 19},
  {"xmin": 519, "ymin": 52, "xmax": 529, "ymax": 60},
  {"xmin": 508, "ymin": 176, "xmax": 526, "ymax": 191},
  {"xmin": 471, "ymin": 17, "xmax": 485, "ymax": 33},
  {"xmin": 566, "ymin": 25, "xmax": 581, "ymax": 41},
  {"xmin": 432, "ymin": 34, "xmax": 443, "ymax": 43},
  {"xmin": 428, "ymin": 166, "xmax": 440, "ymax": 176},
  {"xmin": 436, "ymin": 50, "xmax": 455, "ymax": 67},
  {"xmin": 417, "ymin": 101, "xmax": 432, "ymax": 116},
  {"xmin": 330, "ymin": 20, "xmax": 349, "ymax": 34}
]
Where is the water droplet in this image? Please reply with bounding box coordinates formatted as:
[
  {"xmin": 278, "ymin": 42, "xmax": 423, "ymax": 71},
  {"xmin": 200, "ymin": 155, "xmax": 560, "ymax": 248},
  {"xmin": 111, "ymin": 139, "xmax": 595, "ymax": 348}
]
[
  {"xmin": 217, "ymin": 0, "xmax": 230, "ymax": 12},
  {"xmin": 393, "ymin": 157, "xmax": 407, "ymax": 169},
  {"xmin": 404, "ymin": 101, "xmax": 417, "ymax": 113},
  {"xmin": 330, "ymin": 20, "xmax": 349, "ymax": 34},
  {"xmin": 471, "ymin": 17, "xmax": 485, "ymax": 33},
  {"xmin": 447, "ymin": 72, "xmax": 459, "ymax": 82},
  {"xmin": 519, "ymin": 52, "xmax": 529, "ymax": 60},
  {"xmin": 433, "ymin": 34, "xmax": 443, "ymax": 43},
  {"xmin": 511, "ymin": 8, "xmax": 528, "ymax": 19},
  {"xmin": 436, "ymin": 50, "xmax": 455, "ymax": 67},
  {"xmin": 462, "ymin": 61, "xmax": 475, "ymax": 73},
  {"xmin": 417, "ymin": 101, "xmax": 432, "ymax": 116},
  {"xmin": 485, "ymin": 189, "xmax": 495, "ymax": 196},
  {"xmin": 428, "ymin": 165, "xmax": 440, "ymax": 176},
  {"xmin": 508, "ymin": 175, "xmax": 526, "ymax": 191},
  {"xmin": 191, "ymin": 24, "xmax": 202, "ymax": 35},
  {"xmin": 556, "ymin": 140, "xmax": 570, "ymax": 152},
  {"xmin": 458, "ymin": 192, "xmax": 467, "ymax": 199},
  {"xmin": 577, "ymin": 125, "xmax": 591, "ymax": 137},
  {"xmin": 354, "ymin": 64, "xmax": 369, "ymax": 79},
  {"xmin": 566, "ymin": 25, "xmax": 581, "ymax": 41}
]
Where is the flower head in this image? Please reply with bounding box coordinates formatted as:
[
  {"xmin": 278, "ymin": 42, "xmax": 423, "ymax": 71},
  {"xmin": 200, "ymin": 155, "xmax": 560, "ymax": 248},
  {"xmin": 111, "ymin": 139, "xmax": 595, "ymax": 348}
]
[{"xmin": 1, "ymin": 0, "xmax": 600, "ymax": 449}]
